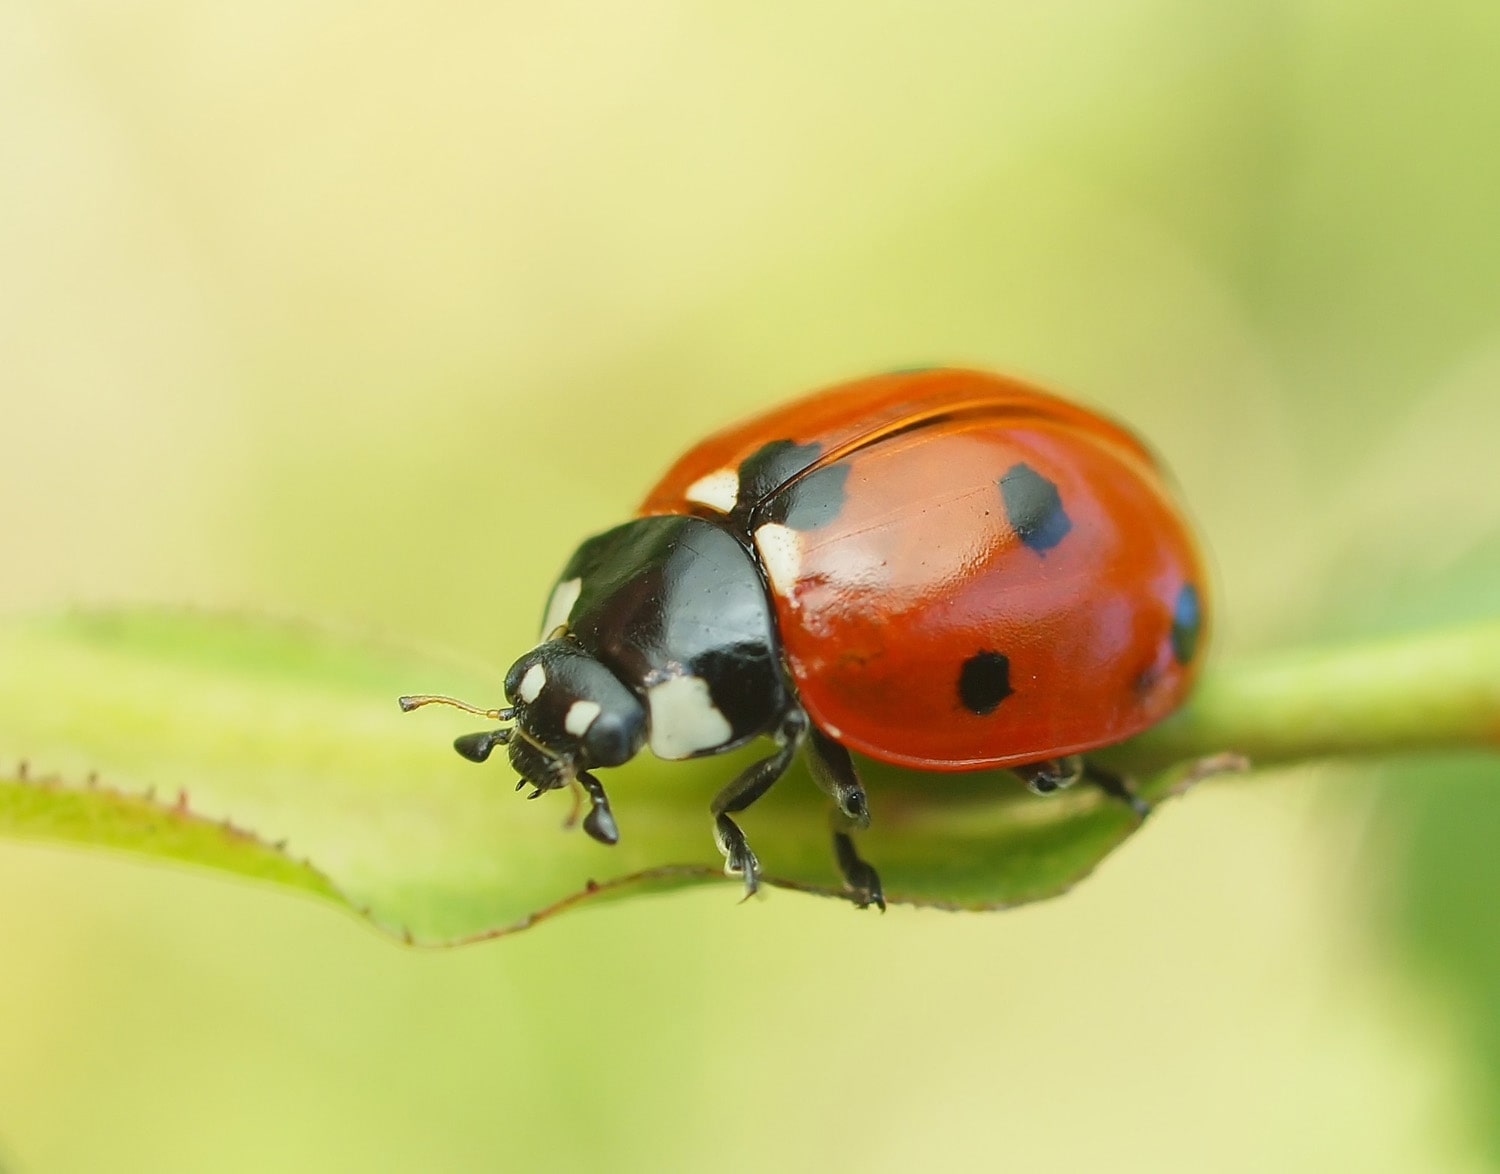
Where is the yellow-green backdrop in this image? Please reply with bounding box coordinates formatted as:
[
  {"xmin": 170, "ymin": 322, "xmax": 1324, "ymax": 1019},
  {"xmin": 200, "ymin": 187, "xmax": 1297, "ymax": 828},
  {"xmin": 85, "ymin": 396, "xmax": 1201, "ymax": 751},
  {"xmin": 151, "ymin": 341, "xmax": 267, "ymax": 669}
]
[{"xmin": 3, "ymin": 2, "xmax": 1499, "ymax": 1170}]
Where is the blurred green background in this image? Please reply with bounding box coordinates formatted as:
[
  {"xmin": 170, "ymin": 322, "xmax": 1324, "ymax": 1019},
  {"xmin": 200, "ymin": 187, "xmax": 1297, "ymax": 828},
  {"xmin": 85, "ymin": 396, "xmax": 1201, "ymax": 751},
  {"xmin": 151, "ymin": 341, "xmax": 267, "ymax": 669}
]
[{"xmin": 4, "ymin": 1, "xmax": 1500, "ymax": 1170}]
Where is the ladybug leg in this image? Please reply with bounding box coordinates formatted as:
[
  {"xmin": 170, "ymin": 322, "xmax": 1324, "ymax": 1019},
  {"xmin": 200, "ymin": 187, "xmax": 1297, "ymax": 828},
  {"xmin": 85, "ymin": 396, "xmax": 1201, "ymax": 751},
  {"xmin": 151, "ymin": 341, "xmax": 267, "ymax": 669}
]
[
  {"xmin": 452, "ymin": 727, "xmax": 512, "ymax": 763},
  {"xmin": 806, "ymin": 730, "xmax": 884, "ymax": 911},
  {"xmin": 709, "ymin": 710, "xmax": 809, "ymax": 898},
  {"xmin": 806, "ymin": 728, "xmax": 871, "ymax": 827},
  {"xmin": 575, "ymin": 770, "xmax": 620, "ymax": 845},
  {"xmin": 1081, "ymin": 761, "xmax": 1152, "ymax": 820},
  {"xmin": 1013, "ymin": 755, "xmax": 1084, "ymax": 796},
  {"xmin": 832, "ymin": 829, "xmax": 885, "ymax": 912}
]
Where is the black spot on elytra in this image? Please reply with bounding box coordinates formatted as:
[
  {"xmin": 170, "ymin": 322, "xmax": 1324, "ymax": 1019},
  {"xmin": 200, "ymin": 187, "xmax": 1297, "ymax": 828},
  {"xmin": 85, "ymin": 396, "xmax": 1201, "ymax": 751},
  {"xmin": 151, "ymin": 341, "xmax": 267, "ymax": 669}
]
[
  {"xmin": 737, "ymin": 438, "xmax": 849, "ymax": 531},
  {"xmin": 998, "ymin": 463, "xmax": 1071, "ymax": 554},
  {"xmin": 1170, "ymin": 583, "xmax": 1202, "ymax": 664},
  {"xmin": 737, "ymin": 439, "xmax": 822, "ymax": 508},
  {"xmin": 958, "ymin": 650, "xmax": 1013, "ymax": 715},
  {"xmin": 761, "ymin": 463, "xmax": 850, "ymax": 531},
  {"xmin": 1132, "ymin": 662, "xmax": 1163, "ymax": 698}
]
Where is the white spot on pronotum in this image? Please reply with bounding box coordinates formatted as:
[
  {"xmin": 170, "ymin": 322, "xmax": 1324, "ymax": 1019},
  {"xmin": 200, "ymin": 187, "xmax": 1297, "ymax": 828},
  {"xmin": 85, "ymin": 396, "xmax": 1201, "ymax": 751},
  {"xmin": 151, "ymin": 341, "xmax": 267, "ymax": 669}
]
[
  {"xmin": 518, "ymin": 663, "xmax": 547, "ymax": 704},
  {"xmin": 540, "ymin": 577, "xmax": 582, "ymax": 639},
  {"xmin": 753, "ymin": 523, "xmax": 802, "ymax": 597},
  {"xmin": 564, "ymin": 699, "xmax": 602, "ymax": 737},
  {"xmin": 685, "ymin": 468, "xmax": 740, "ymax": 513},
  {"xmin": 647, "ymin": 675, "xmax": 732, "ymax": 759}
]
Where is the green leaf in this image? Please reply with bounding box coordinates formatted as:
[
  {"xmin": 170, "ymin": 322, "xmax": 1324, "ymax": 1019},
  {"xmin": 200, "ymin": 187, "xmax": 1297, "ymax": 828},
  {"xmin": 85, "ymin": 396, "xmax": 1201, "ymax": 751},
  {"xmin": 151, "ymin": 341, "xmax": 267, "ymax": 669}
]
[
  {"xmin": 1, "ymin": 608, "xmax": 1495, "ymax": 944},
  {"xmin": 0, "ymin": 769, "xmax": 341, "ymax": 904}
]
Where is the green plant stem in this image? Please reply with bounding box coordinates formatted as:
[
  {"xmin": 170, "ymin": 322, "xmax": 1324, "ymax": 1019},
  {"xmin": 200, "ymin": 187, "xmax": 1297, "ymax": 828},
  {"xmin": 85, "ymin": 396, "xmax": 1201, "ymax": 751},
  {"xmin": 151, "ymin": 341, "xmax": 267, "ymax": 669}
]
[{"xmin": 1116, "ymin": 619, "xmax": 1500, "ymax": 774}]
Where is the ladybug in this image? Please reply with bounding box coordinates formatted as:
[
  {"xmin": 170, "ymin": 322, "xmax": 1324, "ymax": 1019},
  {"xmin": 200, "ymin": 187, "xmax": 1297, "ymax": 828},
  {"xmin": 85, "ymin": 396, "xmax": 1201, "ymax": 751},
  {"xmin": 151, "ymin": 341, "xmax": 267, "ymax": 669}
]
[{"xmin": 401, "ymin": 368, "xmax": 1207, "ymax": 909}]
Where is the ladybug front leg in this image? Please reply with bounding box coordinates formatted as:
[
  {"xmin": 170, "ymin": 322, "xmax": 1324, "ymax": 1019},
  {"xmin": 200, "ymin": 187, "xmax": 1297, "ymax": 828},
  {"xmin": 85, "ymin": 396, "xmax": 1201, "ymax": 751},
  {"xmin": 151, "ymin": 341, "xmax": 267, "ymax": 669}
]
[
  {"xmin": 709, "ymin": 710, "xmax": 808, "ymax": 899},
  {"xmin": 806, "ymin": 729, "xmax": 884, "ymax": 911},
  {"xmin": 575, "ymin": 770, "xmax": 620, "ymax": 845}
]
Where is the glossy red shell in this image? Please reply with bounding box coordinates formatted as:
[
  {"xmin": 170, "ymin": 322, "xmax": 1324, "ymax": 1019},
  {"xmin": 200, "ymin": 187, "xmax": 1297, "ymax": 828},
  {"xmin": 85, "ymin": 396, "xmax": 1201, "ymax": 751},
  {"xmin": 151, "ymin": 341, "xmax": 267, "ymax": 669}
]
[{"xmin": 638, "ymin": 368, "xmax": 1207, "ymax": 771}]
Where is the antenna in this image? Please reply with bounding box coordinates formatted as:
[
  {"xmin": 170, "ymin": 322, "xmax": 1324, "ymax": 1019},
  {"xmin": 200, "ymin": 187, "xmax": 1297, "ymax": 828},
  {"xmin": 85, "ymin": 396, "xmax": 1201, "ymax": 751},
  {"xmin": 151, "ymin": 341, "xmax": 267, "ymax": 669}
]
[{"xmin": 397, "ymin": 694, "xmax": 515, "ymax": 722}]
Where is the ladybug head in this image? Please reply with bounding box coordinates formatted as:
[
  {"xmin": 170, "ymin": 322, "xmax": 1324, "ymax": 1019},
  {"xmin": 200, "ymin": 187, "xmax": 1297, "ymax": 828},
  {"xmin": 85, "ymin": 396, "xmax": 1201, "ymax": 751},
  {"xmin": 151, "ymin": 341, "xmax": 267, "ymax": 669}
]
[
  {"xmin": 400, "ymin": 638, "xmax": 646, "ymax": 797},
  {"xmin": 498, "ymin": 638, "xmax": 647, "ymax": 783}
]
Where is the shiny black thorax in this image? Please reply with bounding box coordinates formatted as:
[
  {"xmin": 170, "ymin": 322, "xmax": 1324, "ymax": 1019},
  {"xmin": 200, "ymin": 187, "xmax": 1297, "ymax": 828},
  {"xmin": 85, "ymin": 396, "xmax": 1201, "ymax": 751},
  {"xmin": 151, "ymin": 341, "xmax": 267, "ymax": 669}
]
[
  {"xmin": 555, "ymin": 515, "xmax": 792, "ymax": 753},
  {"xmin": 467, "ymin": 514, "xmax": 797, "ymax": 849}
]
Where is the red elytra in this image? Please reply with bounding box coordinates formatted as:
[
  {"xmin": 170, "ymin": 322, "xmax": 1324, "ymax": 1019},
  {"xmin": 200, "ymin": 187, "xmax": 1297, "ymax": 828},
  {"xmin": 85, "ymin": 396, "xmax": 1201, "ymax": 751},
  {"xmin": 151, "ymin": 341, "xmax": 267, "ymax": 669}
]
[{"xmin": 639, "ymin": 367, "xmax": 1207, "ymax": 771}]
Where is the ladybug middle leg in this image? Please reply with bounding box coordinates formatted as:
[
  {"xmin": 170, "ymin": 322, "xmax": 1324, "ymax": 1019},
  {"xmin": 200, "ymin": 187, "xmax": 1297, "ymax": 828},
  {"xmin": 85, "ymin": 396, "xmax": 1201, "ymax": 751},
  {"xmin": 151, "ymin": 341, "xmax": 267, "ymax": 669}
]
[{"xmin": 807, "ymin": 728, "xmax": 884, "ymax": 911}]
